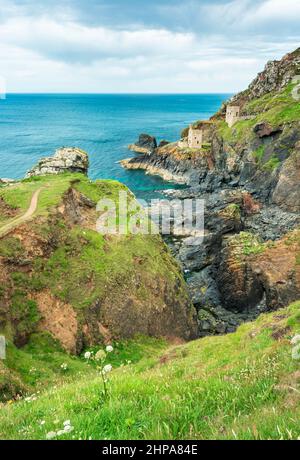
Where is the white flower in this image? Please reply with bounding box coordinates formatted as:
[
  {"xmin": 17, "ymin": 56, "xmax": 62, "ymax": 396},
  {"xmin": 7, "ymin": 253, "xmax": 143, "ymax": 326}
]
[
  {"xmin": 40, "ymin": 420, "xmax": 46, "ymax": 426},
  {"xmin": 106, "ymin": 345, "xmax": 113, "ymax": 353},
  {"xmin": 291, "ymin": 334, "xmax": 300, "ymax": 345},
  {"xmin": 63, "ymin": 420, "xmax": 71, "ymax": 427},
  {"xmin": 57, "ymin": 430, "xmax": 65, "ymax": 436},
  {"xmin": 292, "ymin": 344, "xmax": 300, "ymax": 360},
  {"xmin": 46, "ymin": 431, "xmax": 57, "ymax": 440},
  {"xmin": 64, "ymin": 425, "xmax": 74, "ymax": 433},
  {"xmin": 103, "ymin": 364, "xmax": 112, "ymax": 374},
  {"xmin": 61, "ymin": 363, "xmax": 68, "ymax": 371},
  {"xmin": 84, "ymin": 351, "xmax": 92, "ymax": 360},
  {"xmin": 95, "ymin": 349, "xmax": 106, "ymax": 361}
]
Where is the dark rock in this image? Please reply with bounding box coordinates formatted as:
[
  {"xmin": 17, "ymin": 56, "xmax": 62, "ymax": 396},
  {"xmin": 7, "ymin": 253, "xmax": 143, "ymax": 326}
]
[
  {"xmin": 137, "ymin": 133, "xmax": 157, "ymax": 150},
  {"xmin": 158, "ymin": 140, "xmax": 170, "ymax": 148},
  {"xmin": 253, "ymin": 122, "xmax": 282, "ymax": 138},
  {"xmin": 272, "ymin": 147, "xmax": 300, "ymax": 212}
]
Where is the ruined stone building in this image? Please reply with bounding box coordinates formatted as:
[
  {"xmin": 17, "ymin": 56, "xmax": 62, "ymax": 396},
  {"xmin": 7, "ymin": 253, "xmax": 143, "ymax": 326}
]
[
  {"xmin": 226, "ymin": 106, "xmax": 240, "ymax": 127},
  {"xmin": 188, "ymin": 125, "xmax": 203, "ymax": 148}
]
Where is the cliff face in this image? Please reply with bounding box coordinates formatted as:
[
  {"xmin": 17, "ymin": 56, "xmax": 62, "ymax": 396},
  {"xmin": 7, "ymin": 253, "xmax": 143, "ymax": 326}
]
[
  {"xmin": 0, "ymin": 173, "xmax": 197, "ymax": 354},
  {"xmin": 122, "ymin": 47, "xmax": 300, "ymax": 335},
  {"xmin": 231, "ymin": 47, "xmax": 300, "ymax": 104}
]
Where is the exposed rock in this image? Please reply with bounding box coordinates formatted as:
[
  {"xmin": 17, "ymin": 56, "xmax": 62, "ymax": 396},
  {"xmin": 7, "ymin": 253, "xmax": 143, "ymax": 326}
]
[
  {"xmin": 120, "ymin": 157, "xmax": 190, "ymax": 184},
  {"xmin": 122, "ymin": 47, "xmax": 300, "ymax": 338},
  {"xmin": 249, "ymin": 230, "xmax": 300, "ymax": 309},
  {"xmin": 122, "ymin": 142, "xmax": 214, "ymax": 186},
  {"xmin": 216, "ymin": 233, "xmax": 265, "ymax": 312},
  {"xmin": 0, "ymin": 177, "xmax": 197, "ymax": 352},
  {"xmin": 253, "ymin": 122, "xmax": 282, "ymax": 138},
  {"xmin": 272, "ymin": 146, "xmax": 300, "ymax": 212},
  {"xmin": 230, "ymin": 47, "xmax": 300, "ymax": 105},
  {"xmin": 25, "ymin": 147, "xmax": 89, "ymax": 178},
  {"xmin": 158, "ymin": 140, "xmax": 170, "ymax": 148}
]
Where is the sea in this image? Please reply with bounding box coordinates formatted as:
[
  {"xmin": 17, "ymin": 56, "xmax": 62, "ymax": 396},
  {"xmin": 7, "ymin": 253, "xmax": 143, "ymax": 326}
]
[{"xmin": 0, "ymin": 93, "xmax": 230, "ymax": 199}]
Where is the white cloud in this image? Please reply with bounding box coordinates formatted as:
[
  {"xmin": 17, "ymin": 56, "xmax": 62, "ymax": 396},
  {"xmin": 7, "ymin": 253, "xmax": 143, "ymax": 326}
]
[
  {"xmin": 0, "ymin": 17, "xmax": 195, "ymax": 63},
  {"xmin": 0, "ymin": 1, "xmax": 298, "ymax": 93},
  {"xmin": 243, "ymin": 0, "xmax": 300, "ymax": 25}
]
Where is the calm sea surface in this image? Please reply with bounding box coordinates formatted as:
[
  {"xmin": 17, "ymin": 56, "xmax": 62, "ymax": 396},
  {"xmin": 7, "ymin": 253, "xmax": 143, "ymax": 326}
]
[{"xmin": 0, "ymin": 94, "xmax": 230, "ymax": 197}]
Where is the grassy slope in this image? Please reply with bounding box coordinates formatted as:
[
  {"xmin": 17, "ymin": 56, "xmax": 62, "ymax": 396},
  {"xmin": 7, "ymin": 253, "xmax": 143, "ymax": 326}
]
[
  {"xmin": 217, "ymin": 82, "xmax": 300, "ymax": 148},
  {"xmin": 0, "ymin": 174, "xmax": 188, "ymax": 338},
  {"xmin": 0, "ymin": 301, "xmax": 299, "ymax": 440}
]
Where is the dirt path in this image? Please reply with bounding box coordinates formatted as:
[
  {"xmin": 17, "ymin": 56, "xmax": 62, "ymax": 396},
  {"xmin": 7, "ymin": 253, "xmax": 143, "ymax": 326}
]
[{"xmin": 0, "ymin": 188, "xmax": 42, "ymax": 238}]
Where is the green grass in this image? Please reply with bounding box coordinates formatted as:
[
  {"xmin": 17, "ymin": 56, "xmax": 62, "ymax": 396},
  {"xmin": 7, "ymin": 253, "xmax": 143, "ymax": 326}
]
[
  {"xmin": 262, "ymin": 156, "xmax": 281, "ymax": 171},
  {"xmin": 230, "ymin": 232, "xmax": 265, "ymax": 257},
  {"xmin": 0, "ymin": 302, "xmax": 299, "ymax": 440},
  {"xmin": 0, "ymin": 173, "xmax": 187, "ymax": 314},
  {"xmin": 0, "ymin": 173, "xmax": 191, "ymax": 358},
  {"xmin": 0, "ymin": 174, "xmax": 81, "ymax": 226}
]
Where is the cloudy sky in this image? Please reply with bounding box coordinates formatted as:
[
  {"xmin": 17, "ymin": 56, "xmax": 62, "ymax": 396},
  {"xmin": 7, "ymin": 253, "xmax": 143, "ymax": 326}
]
[{"xmin": 0, "ymin": 0, "xmax": 299, "ymax": 93}]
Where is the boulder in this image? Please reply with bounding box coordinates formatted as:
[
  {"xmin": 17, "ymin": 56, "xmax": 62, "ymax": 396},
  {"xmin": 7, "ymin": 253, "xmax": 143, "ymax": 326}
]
[{"xmin": 25, "ymin": 147, "xmax": 89, "ymax": 178}]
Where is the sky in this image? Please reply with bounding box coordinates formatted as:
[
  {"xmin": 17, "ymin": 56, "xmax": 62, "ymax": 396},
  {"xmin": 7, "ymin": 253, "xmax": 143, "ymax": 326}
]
[{"xmin": 0, "ymin": 0, "xmax": 299, "ymax": 93}]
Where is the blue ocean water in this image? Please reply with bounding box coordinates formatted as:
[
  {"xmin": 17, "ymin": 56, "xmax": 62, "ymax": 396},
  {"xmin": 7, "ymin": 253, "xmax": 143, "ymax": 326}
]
[{"xmin": 0, "ymin": 94, "xmax": 229, "ymax": 196}]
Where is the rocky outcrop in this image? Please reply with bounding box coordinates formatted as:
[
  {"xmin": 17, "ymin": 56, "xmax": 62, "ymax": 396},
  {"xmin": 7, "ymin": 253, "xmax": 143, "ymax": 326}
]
[
  {"xmin": 122, "ymin": 141, "xmax": 214, "ymax": 185},
  {"xmin": 230, "ymin": 47, "xmax": 300, "ymax": 106},
  {"xmin": 25, "ymin": 147, "xmax": 89, "ymax": 178},
  {"xmin": 272, "ymin": 145, "xmax": 300, "ymax": 212}
]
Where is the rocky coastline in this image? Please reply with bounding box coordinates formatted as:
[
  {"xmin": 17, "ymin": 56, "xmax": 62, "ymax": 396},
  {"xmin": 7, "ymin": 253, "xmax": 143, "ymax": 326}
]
[{"xmin": 122, "ymin": 48, "xmax": 300, "ymax": 335}]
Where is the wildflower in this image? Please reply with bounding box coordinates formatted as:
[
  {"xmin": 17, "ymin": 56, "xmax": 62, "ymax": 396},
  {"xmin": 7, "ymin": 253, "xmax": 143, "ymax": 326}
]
[
  {"xmin": 84, "ymin": 351, "xmax": 92, "ymax": 360},
  {"xmin": 103, "ymin": 364, "xmax": 112, "ymax": 374},
  {"xmin": 95, "ymin": 349, "xmax": 106, "ymax": 361},
  {"xmin": 46, "ymin": 431, "xmax": 57, "ymax": 440},
  {"xmin": 57, "ymin": 430, "xmax": 65, "ymax": 436},
  {"xmin": 61, "ymin": 363, "xmax": 68, "ymax": 371},
  {"xmin": 106, "ymin": 345, "xmax": 113, "ymax": 353},
  {"xmin": 40, "ymin": 420, "xmax": 46, "ymax": 426},
  {"xmin": 64, "ymin": 425, "xmax": 74, "ymax": 433},
  {"xmin": 291, "ymin": 334, "xmax": 300, "ymax": 345},
  {"xmin": 63, "ymin": 420, "xmax": 71, "ymax": 427}
]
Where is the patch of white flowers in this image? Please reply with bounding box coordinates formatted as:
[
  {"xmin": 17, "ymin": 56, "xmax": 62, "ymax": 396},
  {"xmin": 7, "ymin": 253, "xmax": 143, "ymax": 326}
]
[
  {"xmin": 84, "ymin": 345, "xmax": 114, "ymax": 399},
  {"xmin": 46, "ymin": 420, "xmax": 74, "ymax": 440},
  {"xmin": 24, "ymin": 394, "xmax": 38, "ymax": 403},
  {"xmin": 60, "ymin": 363, "xmax": 68, "ymax": 371},
  {"xmin": 291, "ymin": 334, "xmax": 300, "ymax": 360}
]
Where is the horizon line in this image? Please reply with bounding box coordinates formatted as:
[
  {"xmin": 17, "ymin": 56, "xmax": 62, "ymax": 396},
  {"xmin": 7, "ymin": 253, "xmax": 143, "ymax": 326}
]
[{"xmin": 5, "ymin": 91, "xmax": 233, "ymax": 96}]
